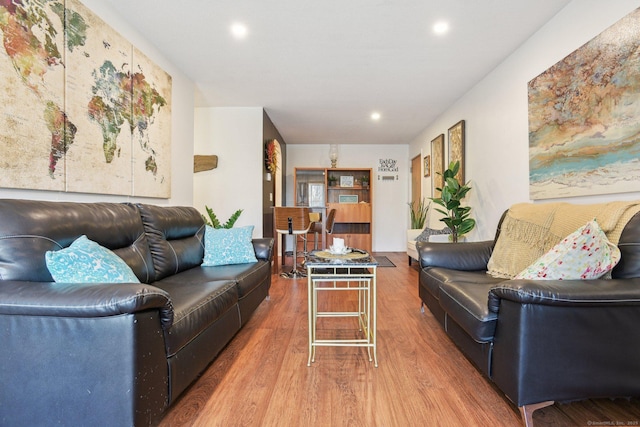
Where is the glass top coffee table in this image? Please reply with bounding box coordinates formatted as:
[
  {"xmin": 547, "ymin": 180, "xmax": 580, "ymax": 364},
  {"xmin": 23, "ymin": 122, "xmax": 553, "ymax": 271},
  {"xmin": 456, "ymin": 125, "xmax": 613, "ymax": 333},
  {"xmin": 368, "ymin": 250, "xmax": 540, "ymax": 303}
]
[{"xmin": 305, "ymin": 249, "xmax": 378, "ymax": 367}]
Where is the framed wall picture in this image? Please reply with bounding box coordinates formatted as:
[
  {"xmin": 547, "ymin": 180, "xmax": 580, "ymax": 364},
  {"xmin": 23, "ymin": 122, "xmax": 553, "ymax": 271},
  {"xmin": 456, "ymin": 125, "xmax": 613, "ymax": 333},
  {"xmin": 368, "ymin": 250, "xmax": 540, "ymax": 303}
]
[
  {"xmin": 431, "ymin": 134, "xmax": 445, "ymax": 198},
  {"xmin": 423, "ymin": 155, "xmax": 431, "ymax": 177},
  {"xmin": 338, "ymin": 195, "xmax": 358, "ymax": 203},
  {"xmin": 448, "ymin": 120, "xmax": 465, "ymax": 184},
  {"xmin": 340, "ymin": 175, "xmax": 354, "ymax": 187},
  {"xmin": 528, "ymin": 8, "xmax": 640, "ymax": 200}
]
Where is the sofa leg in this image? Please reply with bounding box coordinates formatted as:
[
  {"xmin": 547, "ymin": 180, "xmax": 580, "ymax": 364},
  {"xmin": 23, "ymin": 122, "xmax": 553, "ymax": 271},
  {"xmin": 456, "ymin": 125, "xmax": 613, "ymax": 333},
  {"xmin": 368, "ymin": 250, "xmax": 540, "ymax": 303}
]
[
  {"xmin": 408, "ymin": 256, "xmax": 411, "ymax": 266},
  {"xmin": 519, "ymin": 401, "xmax": 554, "ymax": 426}
]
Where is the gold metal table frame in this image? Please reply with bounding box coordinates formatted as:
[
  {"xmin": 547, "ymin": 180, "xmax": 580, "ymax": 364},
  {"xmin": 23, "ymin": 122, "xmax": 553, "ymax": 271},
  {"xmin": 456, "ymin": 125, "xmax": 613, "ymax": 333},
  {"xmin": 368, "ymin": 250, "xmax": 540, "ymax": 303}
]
[{"xmin": 306, "ymin": 250, "xmax": 378, "ymax": 367}]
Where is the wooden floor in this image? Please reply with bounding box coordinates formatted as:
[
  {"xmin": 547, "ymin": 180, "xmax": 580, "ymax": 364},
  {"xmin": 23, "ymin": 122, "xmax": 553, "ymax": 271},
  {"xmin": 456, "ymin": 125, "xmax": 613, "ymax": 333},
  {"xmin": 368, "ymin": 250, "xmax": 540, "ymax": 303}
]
[{"xmin": 158, "ymin": 252, "xmax": 640, "ymax": 427}]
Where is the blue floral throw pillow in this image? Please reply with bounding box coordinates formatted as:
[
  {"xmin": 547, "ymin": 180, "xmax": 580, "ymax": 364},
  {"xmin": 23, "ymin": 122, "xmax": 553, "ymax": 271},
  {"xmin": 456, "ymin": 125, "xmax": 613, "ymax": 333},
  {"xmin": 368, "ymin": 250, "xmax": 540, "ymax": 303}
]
[
  {"xmin": 45, "ymin": 235, "xmax": 140, "ymax": 283},
  {"xmin": 202, "ymin": 225, "xmax": 258, "ymax": 266}
]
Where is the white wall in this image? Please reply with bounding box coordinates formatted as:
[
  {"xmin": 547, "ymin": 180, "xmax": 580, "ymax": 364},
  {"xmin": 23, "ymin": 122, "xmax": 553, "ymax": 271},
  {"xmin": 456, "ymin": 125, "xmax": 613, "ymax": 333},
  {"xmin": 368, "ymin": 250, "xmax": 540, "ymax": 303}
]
[
  {"xmin": 194, "ymin": 107, "xmax": 265, "ymax": 236},
  {"xmin": 0, "ymin": 0, "xmax": 195, "ymax": 207},
  {"xmin": 409, "ymin": 0, "xmax": 640, "ymax": 241},
  {"xmin": 287, "ymin": 144, "xmax": 409, "ymax": 252}
]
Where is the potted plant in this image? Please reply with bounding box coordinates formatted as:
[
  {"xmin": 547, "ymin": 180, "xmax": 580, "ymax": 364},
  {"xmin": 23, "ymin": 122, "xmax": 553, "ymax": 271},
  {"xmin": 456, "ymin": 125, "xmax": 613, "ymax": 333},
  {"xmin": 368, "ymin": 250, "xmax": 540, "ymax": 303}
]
[
  {"xmin": 430, "ymin": 160, "xmax": 475, "ymax": 242},
  {"xmin": 203, "ymin": 206, "xmax": 243, "ymax": 228},
  {"xmin": 328, "ymin": 175, "xmax": 338, "ymax": 187},
  {"xmin": 408, "ymin": 198, "xmax": 429, "ymax": 229},
  {"xmin": 361, "ymin": 175, "xmax": 370, "ymax": 188}
]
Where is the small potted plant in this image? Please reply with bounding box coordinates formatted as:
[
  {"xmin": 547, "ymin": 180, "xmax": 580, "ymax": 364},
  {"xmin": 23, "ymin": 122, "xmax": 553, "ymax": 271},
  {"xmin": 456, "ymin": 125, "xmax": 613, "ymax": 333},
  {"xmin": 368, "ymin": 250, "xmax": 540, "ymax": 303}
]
[
  {"xmin": 203, "ymin": 206, "xmax": 243, "ymax": 228},
  {"xmin": 408, "ymin": 198, "xmax": 429, "ymax": 230},
  {"xmin": 361, "ymin": 175, "xmax": 370, "ymax": 188},
  {"xmin": 430, "ymin": 161, "xmax": 475, "ymax": 242},
  {"xmin": 328, "ymin": 175, "xmax": 338, "ymax": 187}
]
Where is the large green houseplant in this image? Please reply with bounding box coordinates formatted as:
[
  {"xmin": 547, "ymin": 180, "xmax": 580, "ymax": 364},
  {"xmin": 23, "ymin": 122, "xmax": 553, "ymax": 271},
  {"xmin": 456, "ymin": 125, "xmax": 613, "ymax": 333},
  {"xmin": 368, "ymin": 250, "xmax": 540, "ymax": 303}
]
[{"xmin": 431, "ymin": 161, "xmax": 475, "ymax": 242}]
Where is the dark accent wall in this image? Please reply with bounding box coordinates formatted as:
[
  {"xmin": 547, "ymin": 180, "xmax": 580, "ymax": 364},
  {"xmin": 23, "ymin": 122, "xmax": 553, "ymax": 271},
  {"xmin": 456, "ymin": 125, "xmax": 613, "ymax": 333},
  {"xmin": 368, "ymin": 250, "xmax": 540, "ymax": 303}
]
[{"xmin": 262, "ymin": 110, "xmax": 286, "ymax": 238}]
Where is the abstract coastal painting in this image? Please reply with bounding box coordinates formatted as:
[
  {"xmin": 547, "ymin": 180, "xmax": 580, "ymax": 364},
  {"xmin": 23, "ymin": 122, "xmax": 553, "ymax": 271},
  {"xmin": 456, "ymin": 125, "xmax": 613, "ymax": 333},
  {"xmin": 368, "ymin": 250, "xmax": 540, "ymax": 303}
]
[
  {"xmin": 0, "ymin": 0, "xmax": 171, "ymax": 197},
  {"xmin": 528, "ymin": 7, "xmax": 640, "ymax": 200}
]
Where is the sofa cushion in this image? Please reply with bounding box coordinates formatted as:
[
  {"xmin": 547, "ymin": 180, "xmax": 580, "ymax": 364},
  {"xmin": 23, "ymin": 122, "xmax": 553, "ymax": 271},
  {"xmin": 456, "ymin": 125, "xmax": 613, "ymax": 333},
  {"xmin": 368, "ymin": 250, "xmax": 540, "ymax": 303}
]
[
  {"xmin": 515, "ymin": 220, "xmax": 621, "ymax": 280},
  {"xmin": 421, "ymin": 260, "xmax": 500, "ymax": 303},
  {"xmin": 45, "ymin": 235, "xmax": 140, "ymax": 283},
  {"xmin": 0, "ymin": 200, "xmax": 154, "ymax": 283},
  {"xmin": 438, "ymin": 274, "xmax": 503, "ymax": 342},
  {"xmin": 420, "ymin": 267, "xmax": 455, "ymax": 302},
  {"xmin": 613, "ymin": 212, "xmax": 640, "ymax": 278},
  {"xmin": 152, "ymin": 278, "xmax": 239, "ymax": 357},
  {"xmin": 415, "ymin": 226, "xmax": 451, "ymax": 242},
  {"xmin": 161, "ymin": 261, "xmax": 270, "ymax": 299},
  {"xmin": 135, "ymin": 204, "xmax": 206, "ymax": 281},
  {"xmin": 203, "ymin": 226, "xmax": 257, "ymax": 266},
  {"xmin": 487, "ymin": 202, "xmax": 640, "ymax": 279}
]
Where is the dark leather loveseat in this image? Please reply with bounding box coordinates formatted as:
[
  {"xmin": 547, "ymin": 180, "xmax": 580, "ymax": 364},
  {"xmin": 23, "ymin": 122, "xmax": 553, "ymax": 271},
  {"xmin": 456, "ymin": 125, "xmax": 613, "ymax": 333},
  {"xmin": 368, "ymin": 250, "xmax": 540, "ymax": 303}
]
[
  {"xmin": 0, "ymin": 199, "xmax": 273, "ymax": 426},
  {"xmin": 417, "ymin": 206, "xmax": 640, "ymax": 426}
]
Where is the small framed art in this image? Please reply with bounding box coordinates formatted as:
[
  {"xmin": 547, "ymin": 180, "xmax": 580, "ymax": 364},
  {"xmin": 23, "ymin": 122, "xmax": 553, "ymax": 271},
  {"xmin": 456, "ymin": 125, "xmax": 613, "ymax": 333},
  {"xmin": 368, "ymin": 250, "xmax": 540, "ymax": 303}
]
[
  {"xmin": 431, "ymin": 134, "xmax": 445, "ymax": 198},
  {"xmin": 340, "ymin": 176, "xmax": 354, "ymax": 187},
  {"xmin": 338, "ymin": 195, "xmax": 358, "ymax": 203},
  {"xmin": 424, "ymin": 155, "xmax": 431, "ymax": 177},
  {"xmin": 448, "ymin": 120, "xmax": 465, "ymax": 184}
]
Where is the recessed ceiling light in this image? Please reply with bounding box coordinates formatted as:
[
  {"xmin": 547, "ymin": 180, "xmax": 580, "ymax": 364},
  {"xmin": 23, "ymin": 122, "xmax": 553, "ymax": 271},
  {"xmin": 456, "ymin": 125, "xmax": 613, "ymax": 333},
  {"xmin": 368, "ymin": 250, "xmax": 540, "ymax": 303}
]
[
  {"xmin": 433, "ymin": 21, "xmax": 449, "ymax": 35},
  {"xmin": 371, "ymin": 112, "xmax": 381, "ymax": 121},
  {"xmin": 231, "ymin": 22, "xmax": 248, "ymax": 39}
]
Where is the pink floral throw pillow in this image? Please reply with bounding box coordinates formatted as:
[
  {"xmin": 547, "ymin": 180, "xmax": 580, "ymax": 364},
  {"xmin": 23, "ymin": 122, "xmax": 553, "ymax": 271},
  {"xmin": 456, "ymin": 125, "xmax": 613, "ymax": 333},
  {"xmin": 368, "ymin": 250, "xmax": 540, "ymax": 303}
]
[{"xmin": 514, "ymin": 219, "xmax": 621, "ymax": 280}]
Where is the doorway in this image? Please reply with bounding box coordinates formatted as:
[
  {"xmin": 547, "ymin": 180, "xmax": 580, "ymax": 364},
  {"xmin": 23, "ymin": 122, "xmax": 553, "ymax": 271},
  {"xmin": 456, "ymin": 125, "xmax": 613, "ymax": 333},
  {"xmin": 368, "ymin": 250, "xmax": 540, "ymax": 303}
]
[{"xmin": 411, "ymin": 154, "xmax": 422, "ymax": 208}]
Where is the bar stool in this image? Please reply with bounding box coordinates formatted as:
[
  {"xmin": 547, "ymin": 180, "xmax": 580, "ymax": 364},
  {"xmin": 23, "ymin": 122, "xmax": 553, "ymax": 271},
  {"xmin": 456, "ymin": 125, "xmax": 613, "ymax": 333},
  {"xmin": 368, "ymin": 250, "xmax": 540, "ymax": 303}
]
[
  {"xmin": 324, "ymin": 208, "xmax": 336, "ymax": 245},
  {"xmin": 274, "ymin": 207, "xmax": 312, "ymax": 278},
  {"xmin": 308, "ymin": 212, "xmax": 322, "ymax": 250}
]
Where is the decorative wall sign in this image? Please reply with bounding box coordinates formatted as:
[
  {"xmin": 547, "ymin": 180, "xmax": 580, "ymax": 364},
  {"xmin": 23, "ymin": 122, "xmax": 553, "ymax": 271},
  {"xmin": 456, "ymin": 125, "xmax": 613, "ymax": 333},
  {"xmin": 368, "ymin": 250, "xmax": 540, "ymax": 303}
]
[
  {"xmin": 431, "ymin": 134, "xmax": 445, "ymax": 198},
  {"xmin": 528, "ymin": 7, "xmax": 640, "ymax": 200},
  {"xmin": 194, "ymin": 155, "xmax": 218, "ymax": 172},
  {"xmin": 0, "ymin": 0, "xmax": 172, "ymax": 198},
  {"xmin": 448, "ymin": 120, "xmax": 465, "ymax": 184},
  {"xmin": 378, "ymin": 158, "xmax": 398, "ymax": 172}
]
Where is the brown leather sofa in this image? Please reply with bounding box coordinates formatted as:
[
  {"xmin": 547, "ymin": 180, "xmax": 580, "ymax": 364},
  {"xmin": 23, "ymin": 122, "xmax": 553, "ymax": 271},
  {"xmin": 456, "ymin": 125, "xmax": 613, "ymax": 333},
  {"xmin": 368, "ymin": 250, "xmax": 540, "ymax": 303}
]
[
  {"xmin": 417, "ymin": 210, "xmax": 640, "ymax": 426},
  {"xmin": 0, "ymin": 199, "xmax": 273, "ymax": 426}
]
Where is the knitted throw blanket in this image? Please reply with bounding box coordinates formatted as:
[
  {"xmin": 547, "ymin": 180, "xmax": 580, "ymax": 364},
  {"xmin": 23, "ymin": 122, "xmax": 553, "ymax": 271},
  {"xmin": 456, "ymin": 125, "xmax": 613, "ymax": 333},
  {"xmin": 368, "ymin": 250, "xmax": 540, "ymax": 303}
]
[{"xmin": 486, "ymin": 201, "xmax": 640, "ymax": 279}]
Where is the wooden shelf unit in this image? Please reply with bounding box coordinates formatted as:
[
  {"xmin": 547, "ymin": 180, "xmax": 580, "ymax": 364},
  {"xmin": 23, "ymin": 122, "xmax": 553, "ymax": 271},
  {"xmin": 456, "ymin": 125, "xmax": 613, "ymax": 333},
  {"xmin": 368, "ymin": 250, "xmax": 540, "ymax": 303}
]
[{"xmin": 294, "ymin": 167, "xmax": 372, "ymax": 253}]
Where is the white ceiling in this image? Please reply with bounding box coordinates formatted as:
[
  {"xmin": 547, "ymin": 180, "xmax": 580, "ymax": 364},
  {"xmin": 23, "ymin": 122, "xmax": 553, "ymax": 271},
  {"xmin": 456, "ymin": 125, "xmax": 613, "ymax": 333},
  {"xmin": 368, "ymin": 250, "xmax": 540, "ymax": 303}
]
[{"xmin": 106, "ymin": 0, "xmax": 571, "ymax": 145}]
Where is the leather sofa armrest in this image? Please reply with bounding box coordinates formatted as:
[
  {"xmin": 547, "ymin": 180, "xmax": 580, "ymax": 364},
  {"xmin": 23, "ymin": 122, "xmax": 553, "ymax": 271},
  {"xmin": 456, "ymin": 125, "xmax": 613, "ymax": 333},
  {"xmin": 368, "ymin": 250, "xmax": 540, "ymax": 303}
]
[
  {"xmin": 488, "ymin": 278, "xmax": 640, "ymax": 312},
  {"xmin": 416, "ymin": 240, "xmax": 494, "ymax": 271},
  {"xmin": 252, "ymin": 238, "xmax": 274, "ymax": 261},
  {"xmin": 0, "ymin": 281, "xmax": 174, "ymax": 329}
]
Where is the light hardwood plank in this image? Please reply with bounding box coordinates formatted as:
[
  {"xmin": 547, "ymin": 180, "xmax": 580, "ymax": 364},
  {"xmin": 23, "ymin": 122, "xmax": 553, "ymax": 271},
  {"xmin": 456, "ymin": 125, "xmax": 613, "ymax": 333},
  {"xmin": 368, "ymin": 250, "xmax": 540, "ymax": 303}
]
[{"xmin": 158, "ymin": 252, "xmax": 640, "ymax": 427}]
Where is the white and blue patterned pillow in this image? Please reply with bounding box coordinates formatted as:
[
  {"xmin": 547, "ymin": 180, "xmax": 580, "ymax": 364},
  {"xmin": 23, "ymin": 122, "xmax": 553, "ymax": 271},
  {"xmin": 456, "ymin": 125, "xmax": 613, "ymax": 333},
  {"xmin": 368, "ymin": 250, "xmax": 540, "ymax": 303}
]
[
  {"xmin": 45, "ymin": 235, "xmax": 140, "ymax": 283},
  {"xmin": 202, "ymin": 225, "xmax": 258, "ymax": 266}
]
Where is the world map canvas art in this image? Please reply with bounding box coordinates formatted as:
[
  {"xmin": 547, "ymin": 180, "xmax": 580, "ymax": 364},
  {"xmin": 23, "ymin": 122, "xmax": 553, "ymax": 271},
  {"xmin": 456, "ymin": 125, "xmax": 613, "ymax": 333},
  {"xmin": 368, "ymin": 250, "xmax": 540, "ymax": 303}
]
[
  {"xmin": 528, "ymin": 7, "xmax": 640, "ymax": 200},
  {"xmin": 0, "ymin": 0, "xmax": 172, "ymax": 198}
]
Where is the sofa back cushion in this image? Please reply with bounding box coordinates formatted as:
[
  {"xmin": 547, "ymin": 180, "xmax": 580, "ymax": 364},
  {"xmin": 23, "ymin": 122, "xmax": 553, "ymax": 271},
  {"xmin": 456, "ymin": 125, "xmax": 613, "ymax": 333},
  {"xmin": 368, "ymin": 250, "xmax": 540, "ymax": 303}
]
[
  {"xmin": 0, "ymin": 199, "xmax": 155, "ymax": 283},
  {"xmin": 487, "ymin": 202, "xmax": 640, "ymax": 279},
  {"xmin": 613, "ymin": 211, "xmax": 640, "ymax": 279},
  {"xmin": 135, "ymin": 204, "xmax": 205, "ymax": 281}
]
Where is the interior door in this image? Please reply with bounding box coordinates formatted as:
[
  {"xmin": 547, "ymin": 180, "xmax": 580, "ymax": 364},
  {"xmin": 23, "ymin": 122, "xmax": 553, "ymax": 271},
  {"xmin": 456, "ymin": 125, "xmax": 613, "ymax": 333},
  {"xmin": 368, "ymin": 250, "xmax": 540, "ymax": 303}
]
[{"xmin": 411, "ymin": 155, "xmax": 422, "ymax": 207}]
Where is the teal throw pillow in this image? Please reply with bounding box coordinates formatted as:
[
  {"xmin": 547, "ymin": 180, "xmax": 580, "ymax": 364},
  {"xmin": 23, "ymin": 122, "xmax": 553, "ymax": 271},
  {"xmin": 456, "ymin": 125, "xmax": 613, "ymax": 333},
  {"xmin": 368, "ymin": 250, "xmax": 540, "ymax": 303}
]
[
  {"xmin": 45, "ymin": 235, "xmax": 140, "ymax": 283},
  {"xmin": 202, "ymin": 225, "xmax": 258, "ymax": 266}
]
